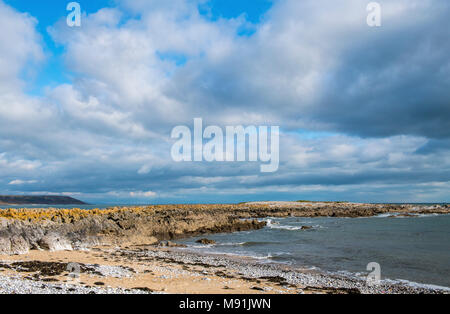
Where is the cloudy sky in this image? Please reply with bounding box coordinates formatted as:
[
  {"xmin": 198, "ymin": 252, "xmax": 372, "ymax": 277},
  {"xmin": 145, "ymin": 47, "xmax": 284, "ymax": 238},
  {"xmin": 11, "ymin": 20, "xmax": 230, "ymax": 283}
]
[{"xmin": 0, "ymin": 0, "xmax": 449, "ymax": 204}]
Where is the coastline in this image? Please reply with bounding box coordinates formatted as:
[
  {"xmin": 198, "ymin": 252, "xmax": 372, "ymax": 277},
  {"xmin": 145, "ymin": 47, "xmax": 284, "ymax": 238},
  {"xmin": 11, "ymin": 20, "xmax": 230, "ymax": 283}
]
[
  {"xmin": 0, "ymin": 202, "xmax": 449, "ymax": 294},
  {"xmin": 1, "ymin": 201, "xmax": 449, "ymax": 256}
]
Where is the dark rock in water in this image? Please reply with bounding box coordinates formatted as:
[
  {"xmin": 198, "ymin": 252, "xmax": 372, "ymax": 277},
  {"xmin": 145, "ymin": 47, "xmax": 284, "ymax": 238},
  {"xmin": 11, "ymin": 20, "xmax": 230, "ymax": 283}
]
[
  {"xmin": 158, "ymin": 241, "xmax": 186, "ymax": 248},
  {"xmin": 301, "ymin": 226, "xmax": 313, "ymax": 230},
  {"xmin": 196, "ymin": 238, "xmax": 216, "ymax": 245}
]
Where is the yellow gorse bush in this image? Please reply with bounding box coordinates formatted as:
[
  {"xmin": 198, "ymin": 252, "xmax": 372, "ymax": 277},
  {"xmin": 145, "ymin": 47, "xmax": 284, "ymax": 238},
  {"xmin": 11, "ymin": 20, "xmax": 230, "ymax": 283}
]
[
  {"xmin": 0, "ymin": 207, "xmax": 144, "ymax": 222},
  {"xmin": 0, "ymin": 204, "xmax": 273, "ymax": 222}
]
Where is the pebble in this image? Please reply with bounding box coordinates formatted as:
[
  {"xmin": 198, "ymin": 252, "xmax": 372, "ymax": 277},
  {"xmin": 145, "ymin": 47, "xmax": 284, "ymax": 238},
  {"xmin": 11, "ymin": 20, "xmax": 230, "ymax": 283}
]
[{"xmin": 0, "ymin": 274, "xmax": 149, "ymax": 294}]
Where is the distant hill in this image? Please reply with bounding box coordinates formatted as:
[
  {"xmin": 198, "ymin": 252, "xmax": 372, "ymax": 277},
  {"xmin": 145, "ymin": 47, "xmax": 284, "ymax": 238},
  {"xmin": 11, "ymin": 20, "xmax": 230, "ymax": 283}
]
[{"xmin": 0, "ymin": 195, "xmax": 86, "ymax": 205}]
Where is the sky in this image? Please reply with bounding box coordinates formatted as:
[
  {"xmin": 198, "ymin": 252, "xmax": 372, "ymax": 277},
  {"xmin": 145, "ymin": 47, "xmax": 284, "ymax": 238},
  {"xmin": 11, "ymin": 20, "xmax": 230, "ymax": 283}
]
[{"xmin": 0, "ymin": 0, "xmax": 449, "ymax": 204}]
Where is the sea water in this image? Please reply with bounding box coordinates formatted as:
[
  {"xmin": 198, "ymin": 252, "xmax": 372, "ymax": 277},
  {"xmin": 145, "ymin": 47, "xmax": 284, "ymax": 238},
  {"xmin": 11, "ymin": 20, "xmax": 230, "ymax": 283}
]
[{"xmin": 177, "ymin": 214, "xmax": 450, "ymax": 288}]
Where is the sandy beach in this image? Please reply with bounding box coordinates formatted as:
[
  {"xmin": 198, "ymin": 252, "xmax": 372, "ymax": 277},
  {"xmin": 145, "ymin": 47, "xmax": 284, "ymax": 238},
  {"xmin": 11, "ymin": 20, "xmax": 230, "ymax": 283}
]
[
  {"xmin": 0, "ymin": 246, "xmax": 297, "ymax": 294},
  {"xmin": 0, "ymin": 243, "xmax": 448, "ymax": 295}
]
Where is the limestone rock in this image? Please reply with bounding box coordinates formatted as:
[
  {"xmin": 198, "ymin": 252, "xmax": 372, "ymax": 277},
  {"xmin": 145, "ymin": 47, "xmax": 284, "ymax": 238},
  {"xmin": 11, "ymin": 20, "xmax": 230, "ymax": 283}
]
[
  {"xmin": 38, "ymin": 234, "xmax": 73, "ymax": 252},
  {"xmin": 0, "ymin": 236, "xmax": 30, "ymax": 255}
]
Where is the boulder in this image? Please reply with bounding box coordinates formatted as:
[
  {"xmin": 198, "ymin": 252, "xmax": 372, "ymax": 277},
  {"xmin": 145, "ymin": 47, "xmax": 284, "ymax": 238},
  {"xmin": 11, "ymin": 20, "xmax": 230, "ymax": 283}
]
[
  {"xmin": 38, "ymin": 233, "xmax": 73, "ymax": 252},
  {"xmin": 0, "ymin": 236, "xmax": 30, "ymax": 255},
  {"xmin": 196, "ymin": 238, "xmax": 216, "ymax": 245}
]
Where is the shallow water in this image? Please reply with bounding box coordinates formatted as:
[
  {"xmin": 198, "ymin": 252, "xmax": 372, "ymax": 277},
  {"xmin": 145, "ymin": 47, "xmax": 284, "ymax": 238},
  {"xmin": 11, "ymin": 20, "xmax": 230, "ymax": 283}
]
[{"xmin": 178, "ymin": 214, "xmax": 450, "ymax": 288}]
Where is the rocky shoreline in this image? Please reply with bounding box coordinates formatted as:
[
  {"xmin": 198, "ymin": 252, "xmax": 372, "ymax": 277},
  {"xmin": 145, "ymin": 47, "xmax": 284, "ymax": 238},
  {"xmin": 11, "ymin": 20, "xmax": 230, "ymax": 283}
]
[
  {"xmin": 0, "ymin": 245, "xmax": 448, "ymax": 294},
  {"xmin": 1, "ymin": 202, "xmax": 449, "ymax": 255}
]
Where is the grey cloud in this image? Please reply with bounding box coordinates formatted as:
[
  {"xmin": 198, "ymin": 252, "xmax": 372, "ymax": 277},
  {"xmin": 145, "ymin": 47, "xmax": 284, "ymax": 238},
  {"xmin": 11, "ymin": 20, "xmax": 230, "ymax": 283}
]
[{"xmin": 165, "ymin": 0, "xmax": 450, "ymax": 139}]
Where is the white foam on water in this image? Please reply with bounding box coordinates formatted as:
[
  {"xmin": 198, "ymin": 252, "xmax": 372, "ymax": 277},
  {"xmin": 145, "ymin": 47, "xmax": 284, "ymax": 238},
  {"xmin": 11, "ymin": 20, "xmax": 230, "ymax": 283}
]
[
  {"xmin": 373, "ymin": 213, "xmax": 393, "ymax": 218},
  {"xmin": 264, "ymin": 219, "xmax": 309, "ymax": 231},
  {"xmin": 373, "ymin": 212, "xmax": 449, "ymax": 219},
  {"xmin": 416, "ymin": 213, "xmax": 441, "ymax": 218},
  {"xmin": 204, "ymin": 250, "xmax": 274, "ymax": 261},
  {"xmin": 186, "ymin": 244, "xmax": 215, "ymax": 249},
  {"xmin": 216, "ymin": 242, "xmax": 246, "ymax": 246},
  {"xmin": 331, "ymin": 270, "xmax": 450, "ymax": 292},
  {"xmin": 185, "ymin": 242, "xmax": 246, "ymax": 249},
  {"xmin": 382, "ymin": 278, "xmax": 450, "ymax": 292}
]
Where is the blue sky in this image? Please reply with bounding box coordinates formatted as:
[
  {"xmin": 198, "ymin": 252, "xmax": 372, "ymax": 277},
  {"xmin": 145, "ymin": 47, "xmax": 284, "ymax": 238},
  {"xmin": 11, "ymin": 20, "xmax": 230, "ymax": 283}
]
[
  {"xmin": 4, "ymin": 0, "xmax": 114, "ymax": 92},
  {"xmin": 0, "ymin": 0, "xmax": 449, "ymax": 204},
  {"xmin": 5, "ymin": 0, "xmax": 273, "ymax": 94}
]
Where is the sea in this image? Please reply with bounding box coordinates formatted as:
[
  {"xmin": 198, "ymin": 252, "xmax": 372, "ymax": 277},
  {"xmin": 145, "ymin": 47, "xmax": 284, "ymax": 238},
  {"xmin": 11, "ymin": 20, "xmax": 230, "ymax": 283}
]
[{"xmin": 177, "ymin": 213, "xmax": 450, "ymax": 289}]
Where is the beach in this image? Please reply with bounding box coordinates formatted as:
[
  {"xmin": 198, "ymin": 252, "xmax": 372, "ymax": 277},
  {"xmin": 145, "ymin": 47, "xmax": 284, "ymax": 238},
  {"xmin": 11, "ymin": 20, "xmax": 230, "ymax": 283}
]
[{"xmin": 0, "ymin": 244, "xmax": 448, "ymax": 294}]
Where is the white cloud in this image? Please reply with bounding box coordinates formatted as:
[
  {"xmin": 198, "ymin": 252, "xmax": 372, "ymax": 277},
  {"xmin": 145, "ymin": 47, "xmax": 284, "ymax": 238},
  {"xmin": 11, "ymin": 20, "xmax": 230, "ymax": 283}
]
[
  {"xmin": 0, "ymin": 1, "xmax": 44, "ymax": 93},
  {"xmin": 8, "ymin": 180, "xmax": 38, "ymax": 185},
  {"xmin": 129, "ymin": 191, "xmax": 157, "ymax": 198}
]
